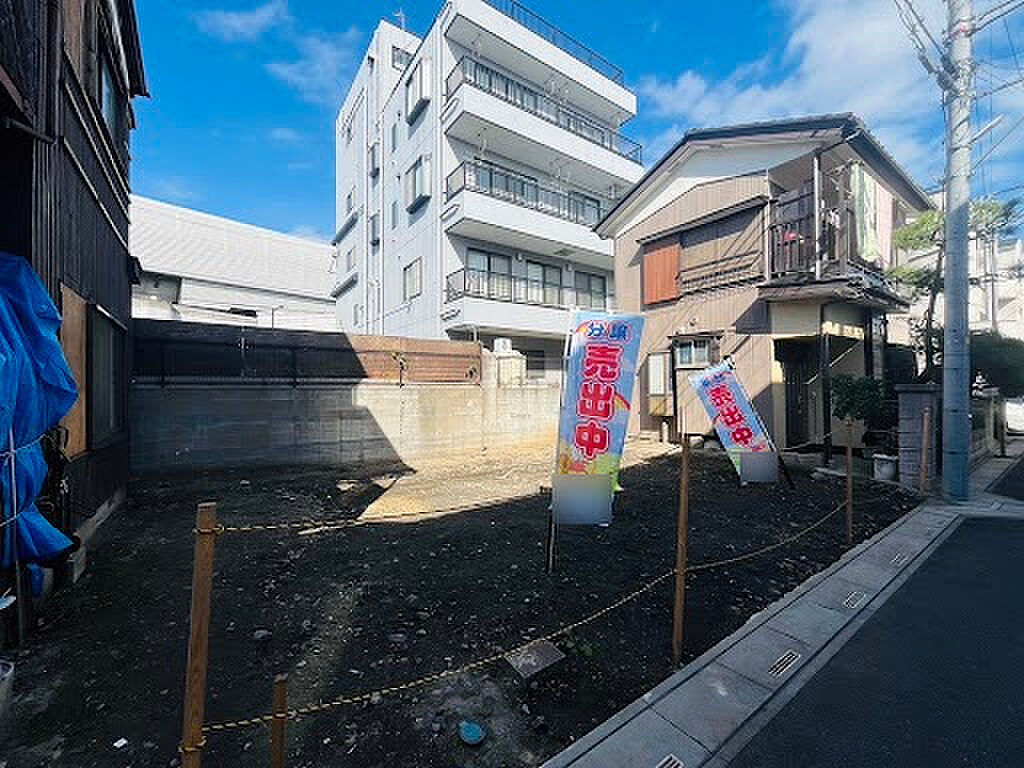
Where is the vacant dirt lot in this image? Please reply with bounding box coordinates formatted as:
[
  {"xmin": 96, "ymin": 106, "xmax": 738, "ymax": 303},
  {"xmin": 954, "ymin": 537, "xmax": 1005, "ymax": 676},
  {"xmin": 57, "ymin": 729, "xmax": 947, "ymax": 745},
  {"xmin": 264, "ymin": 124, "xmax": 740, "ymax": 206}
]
[{"xmin": 3, "ymin": 443, "xmax": 919, "ymax": 767}]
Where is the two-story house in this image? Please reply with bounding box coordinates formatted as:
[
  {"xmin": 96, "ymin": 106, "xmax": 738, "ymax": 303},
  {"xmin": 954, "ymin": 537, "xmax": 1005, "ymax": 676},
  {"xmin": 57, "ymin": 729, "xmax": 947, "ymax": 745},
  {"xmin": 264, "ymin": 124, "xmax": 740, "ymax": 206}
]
[
  {"xmin": 595, "ymin": 114, "xmax": 933, "ymax": 458},
  {"xmin": 332, "ymin": 0, "xmax": 644, "ymax": 380},
  {"xmin": 1, "ymin": 0, "xmax": 146, "ymax": 536}
]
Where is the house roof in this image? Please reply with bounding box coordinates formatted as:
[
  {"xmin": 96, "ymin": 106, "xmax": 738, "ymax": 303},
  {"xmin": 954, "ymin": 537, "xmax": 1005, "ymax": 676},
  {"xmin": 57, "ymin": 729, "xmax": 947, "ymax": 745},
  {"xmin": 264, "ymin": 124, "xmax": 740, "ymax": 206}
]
[
  {"xmin": 595, "ymin": 113, "xmax": 934, "ymax": 237},
  {"xmin": 115, "ymin": 0, "xmax": 148, "ymax": 97}
]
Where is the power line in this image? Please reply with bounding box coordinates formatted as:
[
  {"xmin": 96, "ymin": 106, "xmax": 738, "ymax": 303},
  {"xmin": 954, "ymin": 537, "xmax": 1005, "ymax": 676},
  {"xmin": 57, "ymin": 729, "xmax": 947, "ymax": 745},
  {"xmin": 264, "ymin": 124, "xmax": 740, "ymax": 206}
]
[
  {"xmin": 974, "ymin": 0, "xmax": 1024, "ymax": 31},
  {"xmin": 972, "ymin": 113, "xmax": 1024, "ymax": 172}
]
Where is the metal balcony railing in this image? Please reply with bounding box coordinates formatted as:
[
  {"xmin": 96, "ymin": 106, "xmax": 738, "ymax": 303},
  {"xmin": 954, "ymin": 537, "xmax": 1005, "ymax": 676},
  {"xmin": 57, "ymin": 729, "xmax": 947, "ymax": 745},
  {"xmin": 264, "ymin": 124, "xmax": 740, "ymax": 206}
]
[
  {"xmin": 479, "ymin": 0, "xmax": 625, "ymax": 84},
  {"xmin": 446, "ymin": 57, "xmax": 642, "ymax": 163},
  {"xmin": 445, "ymin": 160, "xmax": 608, "ymax": 227},
  {"xmin": 445, "ymin": 267, "xmax": 609, "ymax": 309}
]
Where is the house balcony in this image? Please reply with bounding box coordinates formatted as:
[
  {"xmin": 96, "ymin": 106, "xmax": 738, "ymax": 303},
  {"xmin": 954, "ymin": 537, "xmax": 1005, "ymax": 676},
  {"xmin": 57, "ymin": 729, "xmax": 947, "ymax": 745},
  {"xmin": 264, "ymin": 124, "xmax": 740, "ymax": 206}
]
[
  {"xmin": 444, "ymin": 0, "xmax": 635, "ymax": 122},
  {"xmin": 442, "ymin": 267, "xmax": 611, "ymax": 337},
  {"xmin": 443, "ymin": 160, "xmax": 614, "ymax": 268},
  {"xmin": 443, "ymin": 57, "xmax": 643, "ymax": 194},
  {"xmin": 762, "ymin": 198, "xmax": 907, "ymax": 311}
]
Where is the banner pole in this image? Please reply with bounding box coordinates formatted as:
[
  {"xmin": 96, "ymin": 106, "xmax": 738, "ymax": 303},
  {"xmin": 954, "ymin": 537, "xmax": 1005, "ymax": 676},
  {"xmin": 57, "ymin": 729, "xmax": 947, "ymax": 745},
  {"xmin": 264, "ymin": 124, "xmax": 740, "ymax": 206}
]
[
  {"xmin": 672, "ymin": 438, "xmax": 690, "ymax": 665},
  {"xmin": 270, "ymin": 673, "xmax": 288, "ymax": 768},
  {"xmin": 919, "ymin": 407, "xmax": 931, "ymax": 494}
]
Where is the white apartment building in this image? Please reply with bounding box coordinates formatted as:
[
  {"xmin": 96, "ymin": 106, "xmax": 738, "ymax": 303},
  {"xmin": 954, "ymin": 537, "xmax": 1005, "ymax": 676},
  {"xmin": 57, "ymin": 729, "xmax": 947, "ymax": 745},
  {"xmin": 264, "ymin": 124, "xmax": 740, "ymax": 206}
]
[
  {"xmin": 332, "ymin": 0, "xmax": 644, "ymax": 378},
  {"xmin": 130, "ymin": 196, "xmax": 336, "ymax": 331}
]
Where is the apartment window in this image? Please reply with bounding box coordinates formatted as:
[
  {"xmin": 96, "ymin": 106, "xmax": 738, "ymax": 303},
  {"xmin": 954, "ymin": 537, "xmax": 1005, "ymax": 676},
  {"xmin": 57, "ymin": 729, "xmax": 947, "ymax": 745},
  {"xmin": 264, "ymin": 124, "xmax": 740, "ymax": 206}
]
[
  {"xmin": 405, "ymin": 155, "xmax": 431, "ymax": 211},
  {"xmin": 524, "ymin": 349, "xmax": 546, "ymax": 379},
  {"xmin": 345, "ymin": 121, "xmax": 353, "ymax": 145},
  {"xmin": 403, "ymin": 259, "xmax": 422, "ymax": 301},
  {"xmin": 404, "ymin": 58, "xmax": 430, "ymax": 123},
  {"xmin": 368, "ymin": 142, "xmax": 380, "ymax": 176},
  {"xmin": 674, "ymin": 338, "xmax": 712, "ymax": 368},
  {"xmin": 467, "ymin": 249, "xmax": 511, "ymax": 301},
  {"xmin": 525, "ymin": 260, "xmax": 561, "ymax": 305},
  {"xmin": 391, "ymin": 121, "xmax": 398, "ymax": 151},
  {"xmin": 353, "ymin": 302, "xmax": 362, "ymax": 326},
  {"xmin": 390, "ymin": 199, "xmax": 399, "ymax": 230},
  {"xmin": 346, "ymin": 189, "xmax": 355, "ymax": 215},
  {"xmin": 574, "ymin": 272, "xmax": 607, "ymax": 309},
  {"xmin": 392, "ymin": 46, "xmax": 412, "ymax": 70},
  {"xmin": 369, "ymin": 213, "xmax": 380, "ymax": 245},
  {"xmin": 89, "ymin": 307, "xmax": 125, "ymax": 446},
  {"xmin": 345, "ymin": 247, "xmax": 356, "ymax": 271}
]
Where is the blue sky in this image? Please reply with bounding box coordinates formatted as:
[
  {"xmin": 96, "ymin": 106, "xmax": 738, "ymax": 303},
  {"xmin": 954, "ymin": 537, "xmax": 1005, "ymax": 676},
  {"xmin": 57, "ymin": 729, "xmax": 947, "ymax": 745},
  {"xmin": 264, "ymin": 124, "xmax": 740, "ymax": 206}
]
[{"xmin": 132, "ymin": 0, "xmax": 1024, "ymax": 240}]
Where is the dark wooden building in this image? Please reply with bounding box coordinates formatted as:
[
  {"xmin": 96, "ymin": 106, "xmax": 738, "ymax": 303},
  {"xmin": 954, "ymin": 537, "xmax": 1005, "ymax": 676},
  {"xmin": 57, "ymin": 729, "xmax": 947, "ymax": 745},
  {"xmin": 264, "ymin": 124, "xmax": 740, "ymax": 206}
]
[{"xmin": 1, "ymin": 0, "xmax": 146, "ymax": 530}]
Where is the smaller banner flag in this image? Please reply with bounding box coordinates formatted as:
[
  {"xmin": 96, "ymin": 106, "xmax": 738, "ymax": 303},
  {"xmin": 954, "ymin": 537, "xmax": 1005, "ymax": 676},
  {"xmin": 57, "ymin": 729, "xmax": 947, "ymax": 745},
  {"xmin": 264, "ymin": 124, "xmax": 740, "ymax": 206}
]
[
  {"xmin": 552, "ymin": 311, "xmax": 644, "ymax": 525},
  {"xmin": 689, "ymin": 360, "xmax": 773, "ymax": 472}
]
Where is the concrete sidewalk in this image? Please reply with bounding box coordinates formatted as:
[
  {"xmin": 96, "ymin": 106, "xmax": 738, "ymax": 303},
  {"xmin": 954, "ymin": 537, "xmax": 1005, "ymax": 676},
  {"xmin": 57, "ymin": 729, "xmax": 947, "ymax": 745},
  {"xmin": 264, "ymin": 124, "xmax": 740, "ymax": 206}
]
[{"xmin": 542, "ymin": 444, "xmax": 1024, "ymax": 768}]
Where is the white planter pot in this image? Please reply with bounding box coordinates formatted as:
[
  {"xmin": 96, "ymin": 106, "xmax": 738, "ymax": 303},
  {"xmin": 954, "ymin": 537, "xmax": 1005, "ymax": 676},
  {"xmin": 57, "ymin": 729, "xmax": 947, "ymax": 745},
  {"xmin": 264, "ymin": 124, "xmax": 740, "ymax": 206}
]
[{"xmin": 873, "ymin": 454, "xmax": 898, "ymax": 482}]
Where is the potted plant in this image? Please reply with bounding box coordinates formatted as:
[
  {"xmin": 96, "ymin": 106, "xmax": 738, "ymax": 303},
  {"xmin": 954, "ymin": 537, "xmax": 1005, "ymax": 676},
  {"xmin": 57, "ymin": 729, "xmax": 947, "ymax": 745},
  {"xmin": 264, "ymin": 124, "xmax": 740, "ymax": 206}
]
[{"xmin": 832, "ymin": 376, "xmax": 898, "ymax": 481}]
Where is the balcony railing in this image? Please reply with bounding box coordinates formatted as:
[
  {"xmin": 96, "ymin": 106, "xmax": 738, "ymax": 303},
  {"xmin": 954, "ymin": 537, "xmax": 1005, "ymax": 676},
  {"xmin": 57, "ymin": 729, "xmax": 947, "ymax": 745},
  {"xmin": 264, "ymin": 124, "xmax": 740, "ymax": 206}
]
[
  {"xmin": 445, "ymin": 268, "xmax": 609, "ymax": 309},
  {"xmin": 445, "ymin": 160, "xmax": 607, "ymax": 227},
  {"xmin": 479, "ymin": 0, "xmax": 624, "ymax": 84},
  {"xmin": 768, "ymin": 205, "xmax": 891, "ymax": 282},
  {"xmin": 446, "ymin": 57, "xmax": 642, "ymax": 163}
]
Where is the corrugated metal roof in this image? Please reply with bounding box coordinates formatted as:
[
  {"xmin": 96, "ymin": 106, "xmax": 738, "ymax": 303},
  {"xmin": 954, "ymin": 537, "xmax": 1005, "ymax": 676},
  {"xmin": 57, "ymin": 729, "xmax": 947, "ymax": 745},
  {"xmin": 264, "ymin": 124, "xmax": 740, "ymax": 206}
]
[{"xmin": 129, "ymin": 196, "xmax": 334, "ymax": 301}]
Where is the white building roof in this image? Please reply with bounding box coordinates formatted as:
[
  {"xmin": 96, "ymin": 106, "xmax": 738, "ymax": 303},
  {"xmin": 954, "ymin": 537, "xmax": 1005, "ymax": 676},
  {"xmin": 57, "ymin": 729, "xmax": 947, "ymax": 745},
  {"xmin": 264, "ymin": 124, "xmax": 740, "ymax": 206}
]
[{"xmin": 129, "ymin": 195, "xmax": 334, "ymax": 301}]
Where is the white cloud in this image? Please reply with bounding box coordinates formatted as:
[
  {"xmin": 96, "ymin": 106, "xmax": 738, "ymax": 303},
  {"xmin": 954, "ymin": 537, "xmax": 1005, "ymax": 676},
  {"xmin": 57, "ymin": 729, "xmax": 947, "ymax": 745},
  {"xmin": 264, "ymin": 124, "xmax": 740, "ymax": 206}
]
[
  {"xmin": 266, "ymin": 27, "xmax": 361, "ymax": 106},
  {"xmin": 194, "ymin": 0, "xmax": 289, "ymax": 42},
  {"xmin": 635, "ymin": 0, "xmax": 948, "ymax": 183},
  {"xmin": 289, "ymin": 225, "xmax": 330, "ymax": 241},
  {"xmin": 269, "ymin": 126, "xmax": 304, "ymax": 143},
  {"xmin": 148, "ymin": 175, "xmax": 200, "ymax": 203}
]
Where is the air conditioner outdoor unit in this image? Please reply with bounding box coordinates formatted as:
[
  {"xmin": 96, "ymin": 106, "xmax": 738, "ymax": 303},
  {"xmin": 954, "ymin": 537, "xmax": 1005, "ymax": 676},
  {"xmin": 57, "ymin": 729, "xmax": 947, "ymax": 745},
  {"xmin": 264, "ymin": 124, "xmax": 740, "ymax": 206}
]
[{"xmin": 493, "ymin": 337, "xmax": 514, "ymax": 355}]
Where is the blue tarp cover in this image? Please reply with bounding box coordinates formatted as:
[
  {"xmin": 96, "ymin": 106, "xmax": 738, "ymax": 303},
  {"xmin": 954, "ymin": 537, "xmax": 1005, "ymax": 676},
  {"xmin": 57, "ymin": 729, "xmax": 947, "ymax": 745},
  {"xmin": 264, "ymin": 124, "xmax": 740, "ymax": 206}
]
[{"xmin": 0, "ymin": 254, "xmax": 78, "ymax": 568}]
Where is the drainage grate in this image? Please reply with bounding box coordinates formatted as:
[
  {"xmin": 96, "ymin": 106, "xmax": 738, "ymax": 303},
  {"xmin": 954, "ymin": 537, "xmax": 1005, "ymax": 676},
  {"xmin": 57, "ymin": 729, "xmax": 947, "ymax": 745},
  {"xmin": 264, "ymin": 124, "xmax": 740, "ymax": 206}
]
[
  {"xmin": 768, "ymin": 649, "xmax": 802, "ymax": 677},
  {"xmin": 843, "ymin": 590, "xmax": 867, "ymax": 609},
  {"xmin": 654, "ymin": 756, "xmax": 685, "ymax": 768},
  {"xmin": 890, "ymin": 552, "xmax": 908, "ymax": 567}
]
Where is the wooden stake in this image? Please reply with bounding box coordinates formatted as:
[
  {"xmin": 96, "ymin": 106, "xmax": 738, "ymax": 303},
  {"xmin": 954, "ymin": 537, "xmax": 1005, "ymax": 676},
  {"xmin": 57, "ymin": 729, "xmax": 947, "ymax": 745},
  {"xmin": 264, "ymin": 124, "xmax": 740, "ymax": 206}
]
[
  {"xmin": 672, "ymin": 439, "xmax": 690, "ymax": 666},
  {"xmin": 270, "ymin": 674, "xmax": 288, "ymax": 768},
  {"xmin": 920, "ymin": 407, "xmax": 931, "ymax": 494},
  {"xmin": 180, "ymin": 502, "xmax": 218, "ymax": 768},
  {"xmin": 845, "ymin": 421, "xmax": 854, "ymax": 546}
]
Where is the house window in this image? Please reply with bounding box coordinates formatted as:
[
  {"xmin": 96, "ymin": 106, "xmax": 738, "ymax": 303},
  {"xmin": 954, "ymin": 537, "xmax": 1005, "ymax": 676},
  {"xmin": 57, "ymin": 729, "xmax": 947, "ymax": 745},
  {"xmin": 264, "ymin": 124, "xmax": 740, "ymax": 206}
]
[
  {"xmin": 392, "ymin": 46, "xmax": 412, "ymax": 70},
  {"xmin": 574, "ymin": 272, "xmax": 607, "ymax": 309},
  {"xmin": 674, "ymin": 338, "xmax": 712, "ymax": 368},
  {"xmin": 648, "ymin": 352, "xmax": 668, "ymax": 396},
  {"xmin": 98, "ymin": 49, "xmax": 122, "ymax": 146},
  {"xmin": 346, "ymin": 247, "xmax": 356, "ymax": 271},
  {"xmin": 403, "ymin": 259, "xmax": 422, "ymax": 300},
  {"xmin": 404, "ymin": 58, "xmax": 430, "ymax": 123},
  {"xmin": 643, "ymin": 236, "xmax": 681, "ymax": 305},
  {"xmin": 89, "ymin": 307, "xmax": 125, "ymax": 446},
  {"xmin": 405, "ymin": 155, "xmax": 431, "ymax": 211}
]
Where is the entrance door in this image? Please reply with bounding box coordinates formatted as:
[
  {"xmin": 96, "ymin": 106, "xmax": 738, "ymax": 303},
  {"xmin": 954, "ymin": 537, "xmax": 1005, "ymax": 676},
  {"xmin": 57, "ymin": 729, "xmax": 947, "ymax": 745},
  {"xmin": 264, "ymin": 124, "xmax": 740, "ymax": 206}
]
[{"xmin": 782, "ymin": 358, "xmax": 810, "ymax": 448}]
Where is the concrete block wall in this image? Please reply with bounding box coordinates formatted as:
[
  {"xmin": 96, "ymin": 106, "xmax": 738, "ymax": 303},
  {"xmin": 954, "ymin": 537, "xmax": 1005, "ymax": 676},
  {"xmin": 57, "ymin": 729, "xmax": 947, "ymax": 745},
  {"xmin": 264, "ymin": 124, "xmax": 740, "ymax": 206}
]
[{"xmin": 130, "ymin": 375, "xmax": 560, "ymax": 473}]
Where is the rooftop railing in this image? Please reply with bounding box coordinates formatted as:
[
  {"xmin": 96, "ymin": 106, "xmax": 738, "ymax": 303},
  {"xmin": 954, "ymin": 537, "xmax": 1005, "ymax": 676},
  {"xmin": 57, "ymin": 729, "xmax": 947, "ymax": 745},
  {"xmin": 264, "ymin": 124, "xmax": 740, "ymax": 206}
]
[
  {"xmin": 447, "ymin": 57, "xmax": 642, "ymax": 164},
  {"xmin": 479, "ymin": 0, "xmax": 624, "ymax": 84},
  {"xmin": 446, "ymin": 160, "xmax": 608, "ymax": 227}
]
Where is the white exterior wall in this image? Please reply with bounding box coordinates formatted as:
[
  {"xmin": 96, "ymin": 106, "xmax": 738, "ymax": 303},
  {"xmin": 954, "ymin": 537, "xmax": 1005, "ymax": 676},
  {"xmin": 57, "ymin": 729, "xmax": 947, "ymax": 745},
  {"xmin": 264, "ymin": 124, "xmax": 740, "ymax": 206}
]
[
  {"xmin": 130, "ymin": 195, "xmax": 336, "ymax": 331},
  {"xmin": 333, "ymin": 1, "xmax": 641, "ymax": 352}
]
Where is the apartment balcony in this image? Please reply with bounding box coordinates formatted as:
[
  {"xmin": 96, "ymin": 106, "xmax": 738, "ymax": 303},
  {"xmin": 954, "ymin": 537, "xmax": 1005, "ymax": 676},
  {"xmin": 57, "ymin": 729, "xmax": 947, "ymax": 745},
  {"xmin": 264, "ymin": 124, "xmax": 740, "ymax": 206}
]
[
  {"xmin": 443, "ymin": 160, "xmax": 614, "ymax": 268},
  {"xmin": 444, "ymin": 0, "xmax": 635, "ymax": 123},
  {"xmin": 443, "ymin": 57, "xmax": 643, "ymax": 194},
  {"xmin": 441, "ymin": 267, "xmax": 611, "ymax": 337}
]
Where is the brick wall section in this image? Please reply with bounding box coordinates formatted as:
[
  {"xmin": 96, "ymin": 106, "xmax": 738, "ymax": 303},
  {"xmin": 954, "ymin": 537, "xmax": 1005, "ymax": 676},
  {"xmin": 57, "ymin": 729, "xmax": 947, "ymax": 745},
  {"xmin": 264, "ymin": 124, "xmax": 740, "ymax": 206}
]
[{"xmin": 129, "ymin": 350, "xmax": 560, "ymax": 472}]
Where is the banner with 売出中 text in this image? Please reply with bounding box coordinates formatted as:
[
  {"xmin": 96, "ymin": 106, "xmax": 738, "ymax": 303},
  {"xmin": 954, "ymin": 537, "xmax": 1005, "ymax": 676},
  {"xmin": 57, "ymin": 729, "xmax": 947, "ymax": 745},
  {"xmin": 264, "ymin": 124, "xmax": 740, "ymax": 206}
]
[
  {"xmin": 551, "ymin": 311, "xmax": 644, "ymax": 526},
  {"xmin": 689, "ymin": 360, "xmax": 773, "ymax": 473}
]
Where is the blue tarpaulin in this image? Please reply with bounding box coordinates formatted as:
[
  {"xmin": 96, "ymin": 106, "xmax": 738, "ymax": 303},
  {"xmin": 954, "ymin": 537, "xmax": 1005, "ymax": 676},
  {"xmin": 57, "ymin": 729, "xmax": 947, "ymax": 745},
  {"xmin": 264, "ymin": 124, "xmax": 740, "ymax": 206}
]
[{"xmin": 0, "ymin": 253, "xmax": 78, "ymax": 570}]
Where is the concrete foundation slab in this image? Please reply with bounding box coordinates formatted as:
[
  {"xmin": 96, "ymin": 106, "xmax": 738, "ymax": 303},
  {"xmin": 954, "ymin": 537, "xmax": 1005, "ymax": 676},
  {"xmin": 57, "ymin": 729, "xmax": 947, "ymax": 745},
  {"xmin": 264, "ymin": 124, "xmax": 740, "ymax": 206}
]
[{"xmin": 766, "ymin": 599, "xmax": 848, "ymax": 647}]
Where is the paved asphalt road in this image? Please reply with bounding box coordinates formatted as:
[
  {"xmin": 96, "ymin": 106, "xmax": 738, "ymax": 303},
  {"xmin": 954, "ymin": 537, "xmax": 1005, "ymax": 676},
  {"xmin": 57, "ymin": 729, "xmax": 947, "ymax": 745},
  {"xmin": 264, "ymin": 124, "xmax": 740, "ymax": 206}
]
[{"xmin": 728, "ymin": 515, "xmax": 1024, "ymax": 768}]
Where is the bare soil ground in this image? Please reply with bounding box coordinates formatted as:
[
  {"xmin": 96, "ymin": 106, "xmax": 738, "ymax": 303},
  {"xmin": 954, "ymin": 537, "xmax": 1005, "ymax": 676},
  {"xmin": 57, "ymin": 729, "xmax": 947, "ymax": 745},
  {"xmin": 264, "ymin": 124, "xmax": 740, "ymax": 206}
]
[{"xmin": 2, "ymin": 442, "xmax": 919, "ymax": 767}]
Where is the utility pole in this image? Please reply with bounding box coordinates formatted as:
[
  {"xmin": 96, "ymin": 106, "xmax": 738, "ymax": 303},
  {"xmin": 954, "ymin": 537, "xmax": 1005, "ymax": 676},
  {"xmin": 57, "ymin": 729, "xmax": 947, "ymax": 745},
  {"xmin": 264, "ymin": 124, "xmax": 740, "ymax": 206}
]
[{"xmin": 942, "ymin": 0, "xmax": 973, "ymax": 501}]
